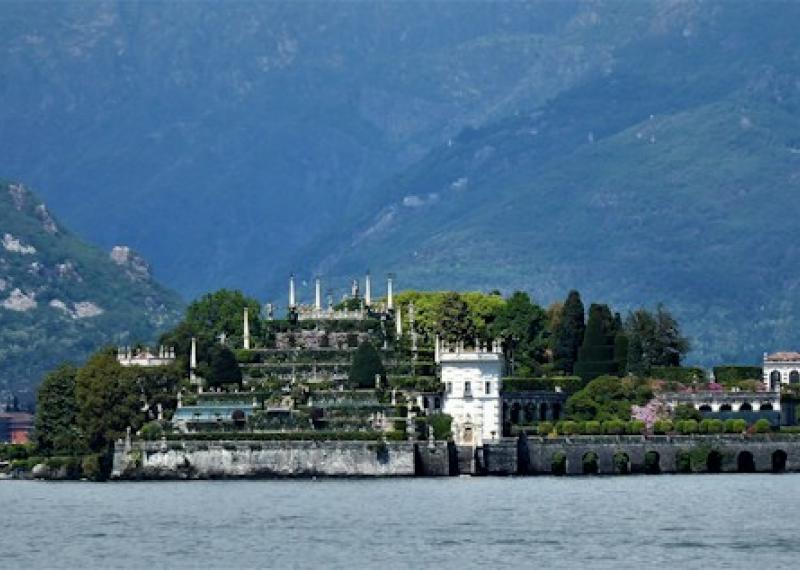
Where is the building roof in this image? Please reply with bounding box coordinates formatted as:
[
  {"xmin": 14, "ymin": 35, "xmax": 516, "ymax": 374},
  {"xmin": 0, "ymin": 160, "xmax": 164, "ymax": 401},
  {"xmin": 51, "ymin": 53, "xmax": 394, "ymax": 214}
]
[{"xmin": 765, "ymin": 351, "xmax": 800, "ymax": 362}]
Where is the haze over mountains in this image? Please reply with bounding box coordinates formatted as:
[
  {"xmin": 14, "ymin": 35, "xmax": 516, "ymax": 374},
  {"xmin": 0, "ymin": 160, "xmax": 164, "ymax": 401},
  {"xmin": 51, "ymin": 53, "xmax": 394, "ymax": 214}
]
[{"xmin": 2, "ymin": 1, "xmax": 800, "ymax": 366}]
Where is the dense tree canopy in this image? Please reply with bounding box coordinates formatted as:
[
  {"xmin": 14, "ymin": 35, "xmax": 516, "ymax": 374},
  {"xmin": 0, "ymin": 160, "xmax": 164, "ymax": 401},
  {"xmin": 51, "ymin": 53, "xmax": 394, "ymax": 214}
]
[
  {"xmin": 566, "ymin": 375, "xmax": 653, "ymax": 422},
  {"xmin": 34, "ymin": 364, "xmax": 81, "ymax": 455},
  {"xmin": 574, "ymin": 304, "xmax": 619, "ymax": 382},
  {"xmin": 184, "ymin": 289, "xmax": 262, "ymax": 343},
  {"xmin": 551, "ymin": 290, "xmax": 585, "ymax": 374},
  {"xmin": 490, "ymin": 291, "xmax": 547, "ymax": 374},
  {"xmin": 625, "ymin": 305, "xmax": 690, "ymax": 375},
  {"xmin": 435, "ymin": 292, "xmax": 477, "ymax": 344}
]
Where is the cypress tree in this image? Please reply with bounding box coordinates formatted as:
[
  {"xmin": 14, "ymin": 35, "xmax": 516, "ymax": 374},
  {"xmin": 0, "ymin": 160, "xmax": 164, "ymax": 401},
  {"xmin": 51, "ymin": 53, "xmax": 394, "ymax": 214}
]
[
  {"xmin": 349, "ymin": 341, "xmax": 386, "ymax": 388},
  {"xmin": 574, "ymin": 303, "xmax": 619, "ymax": 382},
  {"xmin": 551, "ymin": 290, "xmax": 585, "ymax": 374}
]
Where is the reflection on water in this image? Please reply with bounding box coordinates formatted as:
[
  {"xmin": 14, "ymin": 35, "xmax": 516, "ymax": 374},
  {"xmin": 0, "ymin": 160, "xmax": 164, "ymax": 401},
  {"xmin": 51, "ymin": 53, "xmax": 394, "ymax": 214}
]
[{"xmin": 2, "ymin": 475, "xmax": 799, "ymax": 569}]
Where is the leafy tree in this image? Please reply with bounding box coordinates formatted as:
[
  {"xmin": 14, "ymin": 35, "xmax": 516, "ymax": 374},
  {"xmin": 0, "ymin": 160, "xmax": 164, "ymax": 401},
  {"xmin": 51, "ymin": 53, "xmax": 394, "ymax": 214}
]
[
  {"xmin": 75, "ymin": 349, "xmax": 143, "ymax": 455},
  {"xmin": 184, "ymin": 289, "xmax": 262, "ymax": 345},
  {"xmin": 551, "ymin": 290, "xmax": 585, "ymax": 374},
  {"xmin": 574, "ymin": 303, "xmax": 618, "ymax": 381},
  {"xmin": 34, "ymin": 364, "xmax": 83, "ymax": 455},
  {"xmin": 490, "ymin": 291, "xmax": 547, "ymax": 373},
  {"xmin": 202, "ymin": 345, "xmax": 242, "ymax": 388},
  {"xmin": 434, "ymin": 292, "xmax": 476, "ymax": 343},
  {"xmin": 614, "ymin": 332, "xmax": 629, "ymax": 375},
  {"xmin": 349, "ymin": 341, "xmax": 386, "ymax": 388},
  {"xmin": 566, "ymin": 375, "xmax": 652, "ymax": 422},
  {"xmin": 625, "ymin": 305, "xmax": 690, "ymax": 374},
  {"xmin": 672, "ymin": 403, "xmax": 702, "ymax": 421}
]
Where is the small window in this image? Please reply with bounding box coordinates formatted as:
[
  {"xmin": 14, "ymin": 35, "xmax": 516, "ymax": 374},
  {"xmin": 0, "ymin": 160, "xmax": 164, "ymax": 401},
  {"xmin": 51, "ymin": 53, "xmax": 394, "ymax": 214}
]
[
  {"xmin": 485, "ymin": 381, "xmax": 491, "ymax": 395},
  {"xmin": 464, "ymin": 381, "xmax": 471, "ymax": 395},
  {"xmin": 446, "ymin": 382, "xmax": 452, "ymax": 394}
]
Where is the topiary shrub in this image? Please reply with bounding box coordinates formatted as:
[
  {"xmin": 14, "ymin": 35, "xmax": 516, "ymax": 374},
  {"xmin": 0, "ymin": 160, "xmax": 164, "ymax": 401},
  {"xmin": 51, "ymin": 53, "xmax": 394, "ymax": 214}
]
[
  {"xmin": 753, "ymin": 419, "xmax": 772, "ymax": 433},
  {"xmin": 699, "ymin": 419, "xmax": 724, "ymax": 434},
  {"xmin": 626, "ymin": 420, "xmax": 646, "ymax": 435},
  {"xmin": 348, "ymin": 341, "xmax": 386, "ymax": 388},
  {"xmin": 556, "ymin": 420, "xmax": 579, "ymax": 435},
  {"xmin": 653, "ymin": 419, "xmax": 673, "ymax": 434},
  {"xmin": 582, "ymin": 420, "xmax": 601, "ymax": 435},
  {"xmin": 602, "ymin": 419, "xmax": 626, "ymax": 435},
  {"xmin": 141, "ymin": 421, "xmax": 164, "ymax": 441},
  {"xmin": 677, "ymin": 419, "xmax": 699, "ymax": 434},
  {"xmin": 537, "ymin": 421, "xmax": 554, "ymax": 436}
]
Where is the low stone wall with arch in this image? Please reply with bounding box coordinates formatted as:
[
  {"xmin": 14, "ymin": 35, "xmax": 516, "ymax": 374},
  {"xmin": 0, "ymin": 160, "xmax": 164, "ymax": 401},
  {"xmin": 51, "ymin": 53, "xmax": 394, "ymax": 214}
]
[{"xmin": 480, "ymin": 435, "xmax": 800, "ymax": 475}]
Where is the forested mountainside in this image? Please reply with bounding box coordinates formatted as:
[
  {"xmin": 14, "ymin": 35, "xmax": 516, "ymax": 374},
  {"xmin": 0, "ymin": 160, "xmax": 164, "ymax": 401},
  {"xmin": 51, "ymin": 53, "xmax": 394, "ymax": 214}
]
[
  {"xmin": 307, "ymin": 2, "xmax": 800, "ymax": 365},
  {"xmin": 2, "ymin": 1, "xmax": 800, "ymax": 364},
  {"xmin": 0, "ymin": 181, "xmax": 182, "ymax": 403}
]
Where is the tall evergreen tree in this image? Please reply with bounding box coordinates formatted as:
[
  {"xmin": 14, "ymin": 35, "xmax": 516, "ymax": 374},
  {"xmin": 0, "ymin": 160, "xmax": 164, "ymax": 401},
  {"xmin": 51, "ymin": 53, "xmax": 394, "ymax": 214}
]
[
  {"xmin": 551, "ymin": 290, "xmax": 585, "ymax": 374},
  {"xmin": 491, "ymin": 291, "xmax": 546, "ymax": 374},
  {"xmin": 625, "ymin": 304, "xmax": 690, "ymax": 375},
  {"xmin": 349, "ymin": 341, "xmax": 386, "ymax": 388},
  {"xmin": 574, "ymin": 303, "xmax": 619, "ymax": 382}
]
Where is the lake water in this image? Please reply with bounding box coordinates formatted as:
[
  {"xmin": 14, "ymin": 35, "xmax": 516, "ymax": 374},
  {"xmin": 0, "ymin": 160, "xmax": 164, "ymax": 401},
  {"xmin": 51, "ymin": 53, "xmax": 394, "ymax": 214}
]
[{"xmin": 2, "ymin": 474, "xmax": 799, "ymax": 569}]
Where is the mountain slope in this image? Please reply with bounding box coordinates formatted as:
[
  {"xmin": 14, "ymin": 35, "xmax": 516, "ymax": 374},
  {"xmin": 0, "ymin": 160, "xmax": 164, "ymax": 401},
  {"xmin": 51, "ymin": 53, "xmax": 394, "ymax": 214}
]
[
  {"xmin": 0, "ymin": 181, "xmax": 183, "ymax": 402},
  {"xmin": 308, "ymin": 3, "xmax": 800, "ymax": 365},
  {"xmin": 0, "ymin": 1, "xmax": 665, "ymax": 297}
]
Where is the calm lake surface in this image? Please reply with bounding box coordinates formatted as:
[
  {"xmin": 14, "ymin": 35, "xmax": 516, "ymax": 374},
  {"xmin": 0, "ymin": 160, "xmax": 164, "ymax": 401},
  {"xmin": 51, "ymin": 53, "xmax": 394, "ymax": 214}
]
[{"xmin": 2, "ymin": 475, "xmax": 799, "ymax": 569}]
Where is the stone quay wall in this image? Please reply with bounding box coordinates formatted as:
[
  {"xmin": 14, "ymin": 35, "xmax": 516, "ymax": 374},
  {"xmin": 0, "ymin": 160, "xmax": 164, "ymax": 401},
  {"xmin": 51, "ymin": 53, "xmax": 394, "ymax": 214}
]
[
  {"xmin": 479, "ymin": 435, "xmax": 800, "ymax": 475},
  {"xmin": 112, "ymin": 440, "xmax": 416, "ymax": 479}
]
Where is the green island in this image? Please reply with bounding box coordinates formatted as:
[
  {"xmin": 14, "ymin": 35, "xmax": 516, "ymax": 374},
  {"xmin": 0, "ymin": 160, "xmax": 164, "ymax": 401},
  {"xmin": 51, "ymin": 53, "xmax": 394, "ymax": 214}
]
[{"xmin": 3, "ymin": 279, "xmax": 799, "ymax": 480}]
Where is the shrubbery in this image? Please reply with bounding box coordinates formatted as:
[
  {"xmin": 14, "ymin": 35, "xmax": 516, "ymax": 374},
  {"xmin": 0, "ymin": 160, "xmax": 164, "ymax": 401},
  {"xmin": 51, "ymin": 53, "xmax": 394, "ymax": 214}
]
[
  {"xmin": 713, "ymin": 366, "xmax": 762, "ymax": 385},
  {"xmin": 753, "ymin": 419, "xmax": 772, "ymax": 433}
]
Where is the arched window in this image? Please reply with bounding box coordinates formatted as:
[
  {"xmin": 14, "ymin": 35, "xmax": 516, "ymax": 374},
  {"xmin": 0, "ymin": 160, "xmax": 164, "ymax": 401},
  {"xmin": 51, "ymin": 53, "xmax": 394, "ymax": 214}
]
[
  {"xmin": 720, "ymin": 404, "xmax": 732, "ymax": 412},
  {"xmin": 739, "ymin": 402, "xmax": 752, "ymax": 411},
  {"xmin": 699, "ymin": 404, "xmax": 712, "ymax": 412},
  {"xmin": 552, "ymin": 403, "xmax": 562, "ymax": 421},
  {"xmin": 760, "ymin": 403, "xmax": 774, "ymax": 411},
  {"xmin": 791, "ymin": 370, "xmax": 800, "ymax": 385},
  {"xmin": 539, "ymin": 402, "xmax": 548, "ymax": 422},
  {"xmin": 770, "ymin": 370, "xmax": 782, "ymax": 391}
]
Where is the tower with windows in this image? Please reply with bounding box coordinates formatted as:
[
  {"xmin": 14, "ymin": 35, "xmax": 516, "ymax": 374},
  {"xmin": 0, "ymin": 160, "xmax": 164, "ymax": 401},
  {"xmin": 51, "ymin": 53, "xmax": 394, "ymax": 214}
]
[{"xmin": 438, "ymin": 338, "xmax": 504, "ymax": 445}]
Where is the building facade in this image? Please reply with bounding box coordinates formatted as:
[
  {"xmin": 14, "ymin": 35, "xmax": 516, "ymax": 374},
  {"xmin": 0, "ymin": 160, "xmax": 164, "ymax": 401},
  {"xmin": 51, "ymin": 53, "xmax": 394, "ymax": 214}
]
[
  {"xmin": 439, "ymin": 339, "xmax": 504, "ymax": 445},
  {"xmin": 763, "ymin": 352, "xmax": 800, "ymax": 390}
]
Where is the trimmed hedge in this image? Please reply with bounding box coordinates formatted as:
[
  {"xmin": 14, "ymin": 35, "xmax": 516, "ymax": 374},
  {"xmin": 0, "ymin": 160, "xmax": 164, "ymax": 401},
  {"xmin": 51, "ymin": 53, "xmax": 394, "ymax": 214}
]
[
  {"xmin": 713, "ymin": 365, "xmax": 762, "ymax": 384},
  {"xmin": 650, "ymin": 366, "xmax": 706, "ymax": 383},
  {"xmin": 502, "ymin": 376, "xmax": 583, "ymax": 394},
  {"xmin": 164, "ymin": 431, "xmax": 405, "ymax": 442}
]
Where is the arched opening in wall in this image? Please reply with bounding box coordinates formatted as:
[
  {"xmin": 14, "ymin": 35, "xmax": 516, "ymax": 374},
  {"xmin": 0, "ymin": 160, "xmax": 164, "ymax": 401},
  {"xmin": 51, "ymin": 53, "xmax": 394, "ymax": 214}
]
[
  {"xmin": 707, "ymin": 450, "xmax": 723, "ymax": 473},
  {"xmin": 582, "ymin": 452, "xmax": 599, "ymax": 475},
  {"xmin": 770, "ymin": 370, "xmax": 782, "ymax": 391},
  {"xmin": 510, "ymin": 403, "xmax": 521, "ymax": 425},
  {"xmin": 423, "ymin": 397, "xmax": 430, "ymax": 410},
  {"xmin": 760, "ymin": 403, "xmax": 774, "ymax": 411},
  {"xmin": 434, "ymin": 397, "xmax": 440, "ymax": 409},
  {"xmin": 791, "ymin": 371, "xmax": 800, "ymax": 385},
  {"xmin": 551, "ymin": 452, "xmax": 566, "ymax": 476},
  {"xmin": 739, "ymin": 402, "xmax": 753, "ymax": 411},
  {"xmin": 231, "ymin": 409, "xmax": 246, "ymax": 428},
  {"xmin": 523, "ymin": 403, "xmax": 536, "ymax": 423},
  {"xmin": 719, "ymin": 404, "xmax": 732, "ymax": 412},
  {"xmin": 539, "ymin": 402, "xmax": 548, "ymax": 422},
  {"xmin": 551, "ymin": 403, "xmax": 562, "ymax": 421},
  {"xmin": 699, "ymin": 404, "xmax": 712, "ymax": 412},
  {"xmin": 737, "ymin": 451, "xmax": 756, "ymax": 473},
  {"xmin": 613, "ymin": 452, "xmax": 630, "ymax": 475},
  {"xmin": 644, "ymin": 451, "xmax": 661, "ymax": 474},
  {"xmin": 772, "ymin": 450, "xmax": 788, "ymax": 473},
  {"xmin": 676, "ymin": 450, "xmax": 692, "ymax": 473}
]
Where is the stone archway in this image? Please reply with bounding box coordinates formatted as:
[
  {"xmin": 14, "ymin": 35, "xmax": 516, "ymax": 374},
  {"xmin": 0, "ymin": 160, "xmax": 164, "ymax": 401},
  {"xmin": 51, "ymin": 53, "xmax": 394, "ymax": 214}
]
[
  {"xmin": 772, "ymin": 450, "xmax": 788, "ymax": 473},
  {"xmin": 737, "ymin": 451, "xmax": 756, "ymax": 473},
  {"xmin": 539, "ymin": 402, "xmax": 548, "ymax": 422},
  {"xmin": 760, "ymin": 403, "xmax": 774, "ymax": 411},
  {"xmin": 582, "ymin": 452, "xmax": 599, "ymax": 475},
  {"xmin": 739, "ymin": 402, "xmax": 753, "ymax": 411},
  {"xmin": 699, "ymin": 404, "xmax": 712, "ymax": 412},
  {"xmin": 707, "ymin": 450, "xmax": 723, "ymax": 473},
  {"xmin": 719, "ymin": 404, "xmax": 732, "ymax": 412},
  {"xmin": 551, "ymin": 451, "xmax": 566, "ymax": 476},
  {"xmin": 613, "ymin": 452, "xmax": 630, "ymax": 475},
  {"xmin": 510, "ymin": 403, "xmax": 521, "ymax": 424},
  {"xmin": 644, "ymin": 451, "xmax": 661, "ymax": 475}
]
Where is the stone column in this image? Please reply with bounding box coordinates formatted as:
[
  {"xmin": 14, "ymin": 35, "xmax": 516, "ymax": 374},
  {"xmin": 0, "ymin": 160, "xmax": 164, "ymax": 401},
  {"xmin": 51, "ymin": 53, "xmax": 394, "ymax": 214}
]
[
  {"xmin": 387, "ymin": 274, "xmax": 394, "ymax": 310},
  {"xmin": 365, "ymin": 272, "xmax": 372, "ymax": 307},
  {"xmin": 315, "ymin": 277, "xmax": 322, "ymax": 311},
  {"xmin": 289, "ymin": 274, "xmax": 296, "ymax": 308},
  {"xmin": 190, "ymin": 336, "xmax": 197, "ymax": 382},
  {"xmin": 243, "ymin": 307, "xmax": 250, "ymax": 350}
]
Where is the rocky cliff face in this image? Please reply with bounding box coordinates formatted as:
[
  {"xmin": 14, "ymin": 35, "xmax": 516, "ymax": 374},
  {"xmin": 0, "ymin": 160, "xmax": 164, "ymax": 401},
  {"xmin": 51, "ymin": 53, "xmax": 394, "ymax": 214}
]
[{"xmin": 0, "ymin": 180, "xmax": 183, "ymax": 403}]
